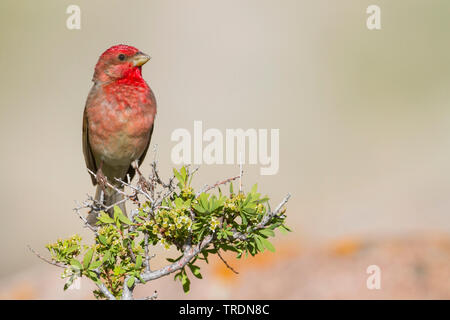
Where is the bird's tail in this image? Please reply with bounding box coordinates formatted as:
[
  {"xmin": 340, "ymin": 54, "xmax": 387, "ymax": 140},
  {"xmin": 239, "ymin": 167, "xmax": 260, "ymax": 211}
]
[{"xmin": 87, "ymin": 185, "xmax": 127, "ymax": 225}]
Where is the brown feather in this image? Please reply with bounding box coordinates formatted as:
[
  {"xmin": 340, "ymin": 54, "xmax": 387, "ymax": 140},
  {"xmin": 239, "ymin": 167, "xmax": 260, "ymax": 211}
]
[{"xmin": 82, "ymin": 103, "xmax": 98, "ymax": 186}]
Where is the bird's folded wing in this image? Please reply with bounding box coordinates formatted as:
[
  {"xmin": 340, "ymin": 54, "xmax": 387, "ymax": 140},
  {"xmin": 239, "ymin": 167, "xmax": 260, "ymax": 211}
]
[{"xmin": 82, "ymin": 106, "xmax": 98, "ymax": 185}]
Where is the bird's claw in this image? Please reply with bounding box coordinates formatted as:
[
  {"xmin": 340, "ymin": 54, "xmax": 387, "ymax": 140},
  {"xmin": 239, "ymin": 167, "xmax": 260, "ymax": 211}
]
[{"xmin": 96, "ymin": 168, "xmax": 108, "ymax": 194}]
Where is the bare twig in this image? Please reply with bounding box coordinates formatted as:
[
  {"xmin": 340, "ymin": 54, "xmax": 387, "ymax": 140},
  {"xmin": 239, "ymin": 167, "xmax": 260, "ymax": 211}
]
[
  {"xmin": 259, "ymin": 193, "xmax": 291, "ymax": 227},
  {"xmin": 151, "ymin": 161, "xmax": 171, "ymax": 189},
  {"xmin": 114, "ymin": 177, "xmax": 153, "ymax": 202},
  {"xmin": 239, "ymin": 152, "xmax": 243, "ymax": 193},
  {"xmin": 195, "ymin": 175, "xmax": 240, "ymax": 197},
  {"xmin": 74, "ymin": 201, "xmax": 98, "ymax": 234},
  {"xmin": 216, "ymin": 247, "xmax": 239, "ymax": 274},
  {"xmin": 140, "ymin": 291, "xmax": 158, "ymax": 300},
  {"xmin": 144, "ymin": 233, "xmax": 151, "ymax": 272},
  {"xmin": 96, "ymin": 282, "xmax": 116, "ymax": 300},
  {"xmin": 27, "ymin": 245, "xmax": 66, "ymax": 268}
]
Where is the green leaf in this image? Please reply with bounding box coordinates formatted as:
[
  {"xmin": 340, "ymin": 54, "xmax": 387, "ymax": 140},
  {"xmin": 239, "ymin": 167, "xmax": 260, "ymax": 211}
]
[
  {"xmin": 89, "ymin": 260, "xmax": 102, "ymax": 270},
  {"xmin": 180, "ymin": 166, "xmax": 187, "ymax": 181},
  {"xmin": 248, "ymin": 241, "xmax": 257, "ymax": 255},
  {"xmin": 135, "ymin": 255, "xmax": 143, "ymax": 270},
  {"xmin": 114, "ymin": 206, "xmax": 131, "ymax": 221},
  {"xmin": 66, "ymin": 245, "xmax": 79, "ymax": 254},
  {"xmin": 87, "ymin": 270, "xmax": 98, "ymax": 280},
  {"xmin": 240, "ymin": 212, "xmax": 248, "ymax": 225},
  {"xmin": 127, "ymin": 276, "xmax": 135, "ymax": 288},
  {"xmin": 114, "ymin": 265, "xmax": 125, "ymax": 276},
  {"xmin": 118, "ymin": 213, "xmax": 134, "ymax": 225},
  {"xmin": 83, "ymin": 248, "xmax": 94, "ymax": 269},
  {"xmin": 254, "ymin": 236, "xmax": 264, "ymax": 252},
  {"xmin": 251, "ymin": 183, "xmax": 258, "ymax": 194},
  {"xmin": 64, "ymin": 276, "xmax": 74, "ymax": 291},
  {"xmin": 173, "ymin": 168, "xmax": 183, "ymax": 184},
  {"xmin": 188, "ymin": 264, "xmax": 202, "ymax": 279},
  {"xmin": 229, "ymin": 182, "xmax": 234, "ymax": 194},
  {"xmin": 258, "ymin": 196, "xmax": 269, "ymax": 204},
  {"xmin": 174, "ymin": 197, "xmax": 184, "ymax": 208},
  {"xmin": 97, "ymin": 235, "xmax": 107, "ymax": 245},
  {"xmin": 199, "ymin": 194, "xmax": 209, "ymax": 211},
  {"xmin": 243, "ymin": 193, "xmax": 252, "ymax": 206},
  {"xmin": 102, "ymin": 251, "xmax": 111, "ymax": 263},
  {"xmin": 261, "ymin": 237, "xmax": 275, "ymax": 252},
  {"xmin": 201, "ymin": 250, "xmax": 209, "ymax": 263},
  {"xmin": 193, "ymin": 204, "xmax": 206, "ymax": 214},
  {"xmin": 181, "ymin": 272, "xmax": 191, "ymax": 293},
  {"xmin": 174, "ymin": 272, "xmax": 182, "ymax": 281},
  {"xmin": 113, "ymin": 206, "xmax": 122, "ymax": 221},
  {"xmin": 70, "ymin": 259, "xmax": 82, "ymax": 270},
  {"xmin": 106, "ymin": 235, "xmax": 114, "ymax": 245},
  {"xmin": 167, "ymin": 255, "xmax": 183, "ymax": 263},
  {"xmin": 97, "ymin": 211, "xmax": 114, "ymax": 224},
  {"xmin": 259, "ymin": 229, "xmax": 275, "ymax": 237},
  {"xmin": 278, "ymin": 225, "xmax": 291, "ymax": 235}
]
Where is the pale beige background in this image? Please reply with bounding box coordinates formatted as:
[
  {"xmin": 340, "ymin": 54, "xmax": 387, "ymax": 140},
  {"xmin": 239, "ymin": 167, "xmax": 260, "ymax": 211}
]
[{"xmin": 0, "ymin": 0, "xmax": 449, "ymax": 293}]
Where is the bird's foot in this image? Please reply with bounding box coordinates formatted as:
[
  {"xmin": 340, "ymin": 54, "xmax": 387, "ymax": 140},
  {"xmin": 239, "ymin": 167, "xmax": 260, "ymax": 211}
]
[
  {"xmin": 96, "ymin": 168, "xmax": 108, "ymax": 195},
  {"xmin": 132, "ymin": 160, "xmax": 153, "ymax": 195}
]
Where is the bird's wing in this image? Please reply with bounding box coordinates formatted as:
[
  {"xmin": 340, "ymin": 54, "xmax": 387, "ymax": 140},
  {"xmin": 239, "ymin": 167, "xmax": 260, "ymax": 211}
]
[{"xmin": 83, "ymin": 105, "xmax": 98, "ymax": 185}]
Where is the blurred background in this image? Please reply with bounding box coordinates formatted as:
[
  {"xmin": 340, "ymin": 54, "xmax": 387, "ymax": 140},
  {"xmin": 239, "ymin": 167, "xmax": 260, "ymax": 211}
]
[{"xmin": 0, "ymin": 0, "xmax": 449, "ymax": 299}]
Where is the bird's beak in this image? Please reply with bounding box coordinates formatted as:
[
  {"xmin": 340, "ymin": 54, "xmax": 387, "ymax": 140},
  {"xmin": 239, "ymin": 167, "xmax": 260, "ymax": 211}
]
[{"xmin": 132, "ymin": 53, "xmax": 151, "ymax": 67}]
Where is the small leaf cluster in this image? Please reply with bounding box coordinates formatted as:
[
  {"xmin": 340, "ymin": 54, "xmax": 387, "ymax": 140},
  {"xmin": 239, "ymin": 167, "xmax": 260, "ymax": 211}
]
[{"xmin": 47, "ymin": 207, "xmax": 146, "ymax": 298}]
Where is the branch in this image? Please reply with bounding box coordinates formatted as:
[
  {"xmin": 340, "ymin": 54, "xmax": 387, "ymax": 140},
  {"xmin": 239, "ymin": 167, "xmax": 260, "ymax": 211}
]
[
  {"xmin": 141, "ymin": 234, "xmax": 214, "ymax": 282},
  {"xmin": 151, "ymin": 160, "xmax": 173, "ymax": 189},
  {"xmin": 195, "ymin": 175, "xmax": 240, "ymax": 198},
  {"xmin": 122, "ymin": 276, "xmax": 134, "ymax": 300},
  {"xmin": 139, "ymin": 291, "xmax": 158, "ymax": 300},
  {"xmin": 114, "ymin": 177, "xmax": 153, "ymax": 203},
  {"xmin": 27, "ymin": 245, "xmax": 66, "ymax": 269},
  {"xmin": 96, "ymin": 281, "xmax": 116, "ymax": 300},
  {"xmin": 141, "ymin": 193, "xmax": 290, "ymax": 282},
  {"xmin": 232, "ymin": 193, "xmax": 291, "ymax": 240},
  {"xmin": 74, "ymin": 201, "xmax": 98, "ymax": 234},
  {"xmin": 87, "ymin": 169, "xmax": 128, "ymax": 198},
  {"xmin": 239, "ymin": 152, "xmax": 243, "ymax": 193},
  {"xmin": 144, "ymin": 233, "xmax": 152, "ymax": 273},
  {"xmin": 259, "ymin": 193, "xmax": 291, "ymax": 227},
  {"xmin": 216, "ymin": 247, "xmax": 239, "ymax": 274}
]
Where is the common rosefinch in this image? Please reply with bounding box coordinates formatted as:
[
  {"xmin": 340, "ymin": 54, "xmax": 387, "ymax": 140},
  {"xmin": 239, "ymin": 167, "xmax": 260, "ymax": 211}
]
[{"xmin": 82, "ymin": 45, "xmax": 156, "ymax": 224}]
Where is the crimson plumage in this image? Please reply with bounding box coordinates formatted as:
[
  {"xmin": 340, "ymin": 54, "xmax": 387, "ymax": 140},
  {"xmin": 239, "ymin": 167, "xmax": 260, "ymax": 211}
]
[{"xmin": 83, "ymin": 45, "xmax": 156, "ymax": 222}]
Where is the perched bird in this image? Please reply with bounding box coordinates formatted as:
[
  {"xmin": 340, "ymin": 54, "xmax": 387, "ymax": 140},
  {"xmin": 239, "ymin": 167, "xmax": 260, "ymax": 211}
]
[{"xmin": 82, "ymin": 45, "xmax": 156, "ymax": 224}]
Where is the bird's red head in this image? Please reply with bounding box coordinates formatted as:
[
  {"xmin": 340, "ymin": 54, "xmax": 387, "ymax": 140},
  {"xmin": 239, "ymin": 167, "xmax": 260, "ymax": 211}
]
[{"xmin": 93, "ymin": 45, "xmax": 151, "ymax": 83}]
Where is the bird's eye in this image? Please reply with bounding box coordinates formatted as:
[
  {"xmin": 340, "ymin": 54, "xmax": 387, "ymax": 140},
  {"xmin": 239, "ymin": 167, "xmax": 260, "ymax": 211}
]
[{"xmin": 118, "ymin": 54, "xmax": 126, "ymax": 61}]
